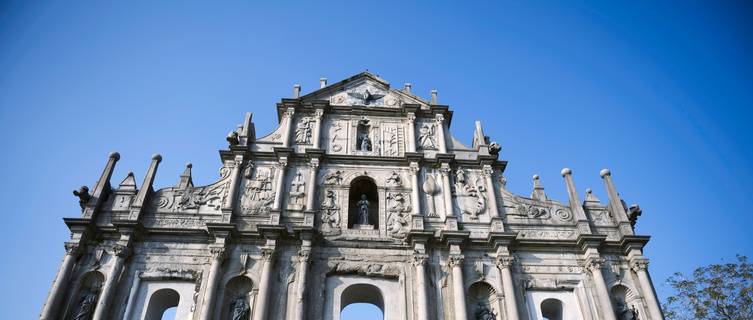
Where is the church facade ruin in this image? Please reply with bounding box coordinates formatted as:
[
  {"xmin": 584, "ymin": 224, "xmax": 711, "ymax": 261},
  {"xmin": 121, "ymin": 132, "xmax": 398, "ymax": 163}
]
[{"xmin": 40, "ymin": 72, "xmax": 664, "ymax": 320}]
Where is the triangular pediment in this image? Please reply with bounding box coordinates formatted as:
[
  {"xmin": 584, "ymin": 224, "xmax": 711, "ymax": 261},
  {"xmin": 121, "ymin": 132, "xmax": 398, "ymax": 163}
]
[{"xmin": 300, "ymin": 71, "xmax": 430, "ymax": 108}]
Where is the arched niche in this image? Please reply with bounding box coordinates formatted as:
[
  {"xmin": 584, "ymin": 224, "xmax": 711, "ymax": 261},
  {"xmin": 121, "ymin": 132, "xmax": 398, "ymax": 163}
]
[
  {"xmin": 340, "ymin": 283, "xmax": 384, "ymax": 316},
  {"xmin": 541, "ymin": 298, "xmax": 563, "ymax": 320},
  {"xmin": 468, "ymin": 281, "xmax": 499, "ymax": 319},
  {"xmin": 67, "ymin": 271, "xmax": 104, "ymax": 320},
  {"xmin": 611, "ymin": 284, "xmax": 641, "ymax": 320},
  {"xmin": 220, "ymin": 276, "xmax": 255, "ymax": 320},
  {"xmin": 348, "ymin": 176, "xmax": 379, "ymax": 229},
  {"xmin": 144, "ymin": 288, "xmax": 180, "ymax": 320}
]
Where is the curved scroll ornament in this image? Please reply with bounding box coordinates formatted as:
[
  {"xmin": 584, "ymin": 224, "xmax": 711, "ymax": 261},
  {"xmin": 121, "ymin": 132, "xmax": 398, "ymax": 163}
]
[
  {"xmin": 149, "ymin": 166, "xmax": 232, "ymax": 213},
  {"xmin": 553, "ymin": 208, "xmax": 573, "ymax": 221}
]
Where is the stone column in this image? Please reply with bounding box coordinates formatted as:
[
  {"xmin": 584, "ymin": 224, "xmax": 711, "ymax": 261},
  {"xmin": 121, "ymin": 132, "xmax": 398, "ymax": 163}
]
[
  {"xmin": 312, "ymin": 109, "xmax": 324, "ymax": 149},
  {"xmin": 412, "ymin": 254, "xmax": 430, "ymax": 320},
  {"xmin": 282, "ymin": 107, "xmax": 295, "ymax": 147},
  {"xmin": 448, "ymin": 254, "xmax": 468, "ymax": 320},
  {"xmin": 495, "ymin": 256, "xmax": 520, "ymax": 320},
  {"xmin": 293, "ymin": 248, "xmax": 311, "ymax": 320},
  {"xmin": 410, "ymin": 162, "xmax": 421, "ymax": 215},
  {"xmin": 92, "ymin": 244, "xmax": 130, "ymax": 320},
  {"xmin": 40, "ymin": 243, "xmax": 80, "ymax": 320},
  {"xmin": 122, "ymin": 271, "xmax": 142, "ymax": 320},
  {"xmin": 482, "ymin": 165, "xmax": 499, "ymax": 218},
  {"xmin": 198, "ymin": 247, "xmax": 226, "ymax": 320},
  {"xmin": 585, "ymin": 257, "xmax": 617, "ymax": 320},
  {"xmin": 631, "ymin": 259, "xmax": 664, "ymax": 320},
  {"xmin": 407, "ymin": 112, "xmax": 416, "ymax": 152},
  {"xmin": 440, "ymin": 163, "xmax": 453, "ymax": 219},
  {"xmin": 223, "ymin": 157, "xmax": 244, "ymax": 215},
  {"xmin": 272, "ymin": 157, "xmax": 288, "ymax": 211},
  {"xmin": 435, "ymin": 114, "xmax": 447, "ymax": 153},
  {"xmin": 305, "ymin": 158, "xmax": 319, "ymax": 211},
  {"xmin": 253, "ymin": 248, "xmax": 275, "ymax": 320}
]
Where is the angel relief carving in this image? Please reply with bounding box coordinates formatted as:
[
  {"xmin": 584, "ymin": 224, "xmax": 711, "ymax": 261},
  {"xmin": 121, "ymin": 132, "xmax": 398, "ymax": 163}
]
[
  {"xmin": 240, "ymin": 167, "xmax": 274, "ymax": 215},
  {"xmin": 386, "ymin": 193, "xmax": 411, "ymax": 239},
  {"xmin": 320, "ymin": 189, "xmax": 341, "ymax": 235}
]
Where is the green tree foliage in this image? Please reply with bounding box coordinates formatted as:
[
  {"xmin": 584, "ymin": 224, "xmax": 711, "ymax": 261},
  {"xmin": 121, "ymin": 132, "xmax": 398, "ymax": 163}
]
[{"xmin": 664, "ymin": 255, "xmax": 752, "ymax": 320}]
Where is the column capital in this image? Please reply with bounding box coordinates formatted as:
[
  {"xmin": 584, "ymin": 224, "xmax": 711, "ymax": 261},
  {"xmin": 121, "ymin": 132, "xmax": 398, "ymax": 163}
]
[
  {"xmin": 283, "ymin": 107, "xmax": 295, "ymax": 119},
  {"xmin": 439, "ymin": 163, "xmax": 452, "ymax": 175},
  {"xmin": 113, "ymin": 244, "xmax": 131, "ymax": 258},
  {"xmin": 434, "ymin": 113, "xmax": 445, "ymax": 123},
  {"xmin": 210, "ymin": 247, "xmax": 226, "ymax": 261},
  {"xmin": 448, "ymin": 254, "xmax": 465, "ymax": 268},
  {"xmin": 412, "ymin": 254, "xmax": 429, "ymax": 267},
  {"xmin": 309, "ymin": 158, "xmax": 320, "ymax": 168},
  {"xmin": 407, "ymin": 112, "xmax": 416, "ymax": 122},
  {"xmin": 260, "ymin": 248, "xmax": 275, "ymax": 262},
  {"xmin": 495, "ymin": 255, "xmax": 515, "ymax": 269},
  {"xmin": 409, "ymin": 162, "xmax": 420, "ymax": 172},
  {"xmin": 482, "ymin": 165, "xmax": 494, "ymax": 177},
  {"xmin": 314, "ymin": 108, "xmax": 325, "ymax": 118},
  {"xmin": 295, "ymin": 249, "xmax": 311, "ymax": 263},
  {"xmin": 583, "ymin": 257, "xmax": 605, "ymax": 273},
  {"xmin": 630, "ymin": 258, "xmax": 649, "ymax": 272},
  {"xmin": 64, "ymin": 242, "xmax": 81, "ymax": 256},
  {"xmin": 277, "ymin": 157, "xmax": 289, "ymax": 168}
]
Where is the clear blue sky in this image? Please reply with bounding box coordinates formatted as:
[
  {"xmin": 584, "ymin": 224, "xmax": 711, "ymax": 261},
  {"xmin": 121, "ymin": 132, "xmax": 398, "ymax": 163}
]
[{"xmin": 1, "ymin": 1, "xmax": 751, "ymax": 318}]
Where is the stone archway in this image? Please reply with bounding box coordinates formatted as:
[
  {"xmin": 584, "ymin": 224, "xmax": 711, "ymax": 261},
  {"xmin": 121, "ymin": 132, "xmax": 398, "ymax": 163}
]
[
  {"xmin": 144, "ymin": 288, "xmax": 180, "ymax": 320},
  {"xmin": 325, "ymin": 276, "xmax": 405, "ymax": 320}
]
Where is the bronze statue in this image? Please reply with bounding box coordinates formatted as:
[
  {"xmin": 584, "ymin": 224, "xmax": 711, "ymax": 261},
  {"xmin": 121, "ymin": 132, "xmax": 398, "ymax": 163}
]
[
  {"xmin": 73, "ymin": 290, "xmax": 97, "ymax": 320},
  {"xmin": 230, "ymin": 296, "xmax": 250, "ymax": 320}
]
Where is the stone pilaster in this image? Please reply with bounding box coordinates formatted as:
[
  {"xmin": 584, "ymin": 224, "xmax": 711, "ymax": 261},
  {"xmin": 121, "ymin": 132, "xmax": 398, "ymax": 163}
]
[
  {"xmin": 435, "ymin": 114, "xmax": 447, "ymax": 153},
  {"xmin": 495, "ymin": 255, "xmax": 520, "ymax": 320},
  {"xmin": 448, "ymin": 254, "xmax": 467, "ymax": 320},
  {"xmin": 198, "ymin": 247, "xmax": 226, "ymax": 320},
  {"xmin": 312, "ymin": 109, "xmax": 324, "ymax": 149},
  {"xmin": 407, "ymin": 112, "xmax": 417, "ymax": 152},
  {"xmin": 482, "ymin": 165, "xmax": 499, "ymax": 218},
  {"xmin": 305, "ymin": 158, "xmax": 319, "ymax": 212},
  {"xmin": 293, "ymin": 247, "xmax": 311, "ymax": 320},
  {"xmin": 281, "ymin": 107, "xmax": 295, "ymax": 147},
  {"xmin": 584, "ymin": 256, "xmax": 617, "ymax": 320},
  {"xmin": 440, "ymin": 163, "xmax": 453, "ymax": 221},
  {"xmin": 92, "ymin": 244, "xmax": 130, "ymax": 320},
  {"xmin": 631, "ymin": 258, "xmax": 664, "ymax": 320},
  {"xmin": 412, "ymin": 254, "xmax": 430, "ymax": 320},
  {"xmin": 253, "ymin": 247, "xmax": 276, "ymax": 320},
  {"xmin": 40, "ymin": 243, "xmax": 81, "ymax": 320},
  {"xmin": 272, "ymin": 157, "xmax": 289, "ymax": 211},
  {"xmin": 410, "ymin": 162, "xmax": 421, "ymax": 216}
]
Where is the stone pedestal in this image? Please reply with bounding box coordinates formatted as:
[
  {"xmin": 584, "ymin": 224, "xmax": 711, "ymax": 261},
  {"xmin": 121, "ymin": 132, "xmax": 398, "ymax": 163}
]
[{"xmin": 353, "ymin": 224, "xmax": 375, "ymax": 230}]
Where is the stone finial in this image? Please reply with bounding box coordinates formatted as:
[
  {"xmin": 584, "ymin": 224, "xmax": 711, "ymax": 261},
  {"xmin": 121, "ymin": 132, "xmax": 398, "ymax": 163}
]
[
  {"xmin": 109, "ymin": 152, "xmax": 121, "ymax": 161},
  {"xmin": 561, "ymin": 168, "xmax": 572, "ymax": 176},
  {"xmin": 583, "ymin": 188, "xmax": 601, "ymax": 204},
  {"xmin": 404, "ymin": 83, "xmax": 412, "ymax": 93},
  {"xmin": 118, "ymin": 172, "xmax": 137, "ymax": 190},
  {"xmin": 176, "ymin": 163, "xmax": 194, "ymax": 189},
  {"xmin": 430, "ymin": 90, "xmax": 438, "ymax": 104},
  {"xmin": 599, "ymin": 168, "xmax": 611, "ymax": 178},
  {"xmin": 151, "ymin": 154, "xmax": 163, "ymax": 162},
  {"xmin": 293, "ymin": 84, "xmax": 301, "ymax": 98},
  {"xmin": 531, "ymin": 174, "xmax": 547, "ymax": 200},
  {"xmin": 320, "ymin": 78, "xmax": 327, "ymax": 88}
]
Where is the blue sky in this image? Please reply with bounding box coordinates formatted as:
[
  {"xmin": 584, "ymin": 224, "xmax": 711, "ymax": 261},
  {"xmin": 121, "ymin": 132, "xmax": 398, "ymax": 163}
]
[{"xmin": 1, "ymin": 1, "xmax": 752, "ymax": 318}]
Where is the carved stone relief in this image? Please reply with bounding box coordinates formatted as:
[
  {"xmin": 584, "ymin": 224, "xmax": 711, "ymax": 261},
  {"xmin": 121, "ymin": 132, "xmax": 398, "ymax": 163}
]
[
  {"xmin": 386, "ymin": 192, "xmax": 411, "ymax": 239},
  {"xmin": 453, "ymin": 169, "xmax": 487, "ymax": 220},
  {"xmin": 294, "ymin": 117, "xmax": 313, "ymax": 144},
  {"xmin": 418, "ymin": 123, "xmax": 438, "ymax": 150},
  {"xmin": 150, "ymin": 166, "xmax": 231, "ymax": 213},
  {"xmin": 287, "ymin": 171, "xmax": 306, "ymax": 211},
  {"xmin": 328, "ymin": 121, "xmax": 346, "ymax": 154},
  {"xmin": 320, "ymin": 189, "xmax": 341, "ymax": 235},
  {"xmin": 240, "ymin": 166, "xmax": 274, "ymax": 215}
]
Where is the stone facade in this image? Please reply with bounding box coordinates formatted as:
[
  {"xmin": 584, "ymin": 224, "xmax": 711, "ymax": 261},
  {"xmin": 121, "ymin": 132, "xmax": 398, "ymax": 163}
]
[{"xmin": 40, "ymin": 72, "xmax": 664, "ymax": 320}]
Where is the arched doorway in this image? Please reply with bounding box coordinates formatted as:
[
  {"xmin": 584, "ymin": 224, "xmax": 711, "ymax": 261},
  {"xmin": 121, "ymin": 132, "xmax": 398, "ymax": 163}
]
[
  {"xmin": 340, "ymin": 284, "xmax": 384, "ymax": 320},
  {"xmin": 348, "ymin": 176, "xmax": 378, "ymax": 228},
  {"xmin": 144, "ymin": 288, "xmax": 180, "ymax": 320}
]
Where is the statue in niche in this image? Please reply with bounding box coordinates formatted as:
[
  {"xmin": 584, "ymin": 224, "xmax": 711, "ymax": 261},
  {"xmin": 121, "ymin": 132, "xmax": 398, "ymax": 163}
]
[
  {"xmin": 288, "ymin": 172, "xmax": 305, "ymax": 210},
  {"xmin": 294, "ymin": 117, "xmax": 312, "ymax": 144},
  {"xmin": 357, "ymin": 194, "xmax": 370, "ymax": 225},
  {"xmin": 386, "ymin": 193, "xmax": 411, "ymax": 238},
  {"xmin": 73, "ymin": 290, "xmax": 98, "ymax": 320},
  {"xmin": 230, "ymin": 296, "xmax": 250, "ymax": 320},
  {"xmin": 475, "ymin": 303, "xmax": 496, "ymax": 320},
  {"xmin": 615, "ymin": 301, "xmax": 639, "ymax": 320},
  {"xmin": 418, "ymin": 123, "xmax": 437, "ymax": 150},
  {"xmin": 386, "ymin": 171, "xmax": 402, "ymax": 186},
  {"xmin": 241, "ymin": 169, "xmax": 274, "ymax": 215},
  {"xmin": 356, "ymin": 118, "xmax": 372, "ymax": 152},
  {"xmin": 324, "ymin": 170, "xmax": 343, "ymax": 185},
  {"xmin": 320, "ymin": 190, "xmax": 341, "ymax": 232}
]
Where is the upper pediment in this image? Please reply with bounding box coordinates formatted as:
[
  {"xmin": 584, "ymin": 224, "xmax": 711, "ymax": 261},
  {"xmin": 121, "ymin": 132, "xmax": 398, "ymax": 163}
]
[{"xmin": 299, "ymin": 72, "xmax": 431, "ymax": 109}]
